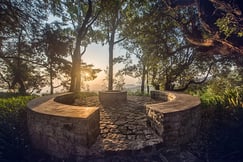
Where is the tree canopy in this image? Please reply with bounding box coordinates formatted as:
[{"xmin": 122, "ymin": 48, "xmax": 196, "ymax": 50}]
[
  {"xmin": 0, "ymin": 0, "xmax": 242, "ymax": 94},
  {"xmin": 164, "ymin": 0, "xmax": 243, "ymax": 55}
]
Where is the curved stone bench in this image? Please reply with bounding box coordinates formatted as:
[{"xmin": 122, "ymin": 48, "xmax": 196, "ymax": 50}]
[
  {"xmin": 146, "ymin": 91, "xmax": 201, "ymax": 146},
  {"xmin": 27, "ymin": 93, "xmax": 100, "ymax": 158}
]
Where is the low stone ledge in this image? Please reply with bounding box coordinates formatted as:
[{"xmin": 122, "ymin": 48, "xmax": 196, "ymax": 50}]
[
  {"xmin": 146, "ymin": 91, "xmax": 201, "ymax": 146},
  {"xmin": 151, "ymin": 90, "xmax": 176, "ymax": 101},
  {"xmin": 27, "ymin": 93, "xmax": 100, "ymax": 158},
  {"xmin": 99, "ymin": 91, "xmax": 127, "ymax": 105}
]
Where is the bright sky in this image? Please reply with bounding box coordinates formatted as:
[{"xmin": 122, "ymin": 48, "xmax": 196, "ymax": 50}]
[
  {"xmin": 81, "ymin": 43, "xmax": 139, "ymax": 91},
  {"xmin": 47, "ymin": 16, "xmax": 139, "ymax": 92}
]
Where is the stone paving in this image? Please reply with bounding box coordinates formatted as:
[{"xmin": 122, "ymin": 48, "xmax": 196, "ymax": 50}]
[
  {"xmin": 88, "ymin": 96, "xmax": 163, "ymax": 154},
  {"xmin": 74, "ymin": 96, "xmax": 202, "ymax": 162}
]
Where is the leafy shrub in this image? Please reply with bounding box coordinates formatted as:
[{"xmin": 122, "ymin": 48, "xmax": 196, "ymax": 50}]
[
  {"xmin": 200, "ymin": 87, "xmax": 243, "ymax": 109},
  {"xmin": 0, "ymin": 94, "xmax": 35, "ymax": 162},
  {"xmin": 223, "ymin": 88, "xmax": 243, "ymax": 108}
]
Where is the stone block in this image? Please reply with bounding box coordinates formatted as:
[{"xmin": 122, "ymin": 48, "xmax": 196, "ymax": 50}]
[
  {"xmin": 27, "ymin": 93, "xmax": 100, "ymax": 158},
  {"xmin": 99, "ymin": 91, "xmax": 127, "ymax": 105}
]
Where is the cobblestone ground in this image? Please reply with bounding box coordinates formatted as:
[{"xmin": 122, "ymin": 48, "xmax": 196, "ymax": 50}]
[
  {"xmin": 90, "ymin": 96, "xmax": 163, "ymax": 153},
  {"xmin": 75, "ymin": 96, "xmax": 203, "ymax": 162}
]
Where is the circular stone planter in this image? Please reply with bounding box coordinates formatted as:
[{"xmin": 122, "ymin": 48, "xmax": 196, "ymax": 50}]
[
  {"xmin": 27, "ymin": 93, "xmax": 100, "ymax": 158},
  {"xmin": 99, "ymin": 90, "xmax": 127, "ymax": 105},
  {"xmin": 146, "ymin": 91, "xmax": 201, "ymax": 146}
]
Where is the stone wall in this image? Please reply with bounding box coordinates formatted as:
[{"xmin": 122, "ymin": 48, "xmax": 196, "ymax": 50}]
[
  {"xmin": 150, "ymin": 91, "xmax": 176, "ymax": 101},
  {"xmin": 99, "ymin": 91, "xmax": 127, "ymax": 105},
  {"xmin": 27, "ymin": 93, "xmax": 100, "ymax": 158},
  {"xmin": 146, "ymin": 91, "xmax": 201, "ymax": 146}
]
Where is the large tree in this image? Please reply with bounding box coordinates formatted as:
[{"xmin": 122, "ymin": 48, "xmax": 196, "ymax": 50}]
[
  {"xmin": 35, "ymin": 23, "xmax": 71, "ymax": 94},
  {"xmin": 121, "ymin": 0, "xmax": 221, "ymax": 92},
  {"xmin": 0, "ymin": 0, "xmax": 48, "ymax": 93},
  {"xmin": 52, "ymin": 0, "xmax": 100, "ymax": 92},
  {"xmin": 115, "ymin": 6, "xmax": 151, "ymax": 92},
  {"xmin": 164, "ymin": 0, "xmax": 243, "ymax": 56},
  {"xmin": 97, "ymin": 0, "xmax": 127, "ymax": 91}
]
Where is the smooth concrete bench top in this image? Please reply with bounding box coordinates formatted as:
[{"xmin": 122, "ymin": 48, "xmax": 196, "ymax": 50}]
[
  {"xmin": 147, "ymin": 92, "xmax": 200, "ymax": 113},
  {"xmin": 27, "ymin": 94, "xmax": 98, "ymax": 118}
]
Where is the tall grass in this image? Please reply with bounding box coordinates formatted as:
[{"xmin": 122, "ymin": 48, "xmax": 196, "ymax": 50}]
[{"xmin": 200, "ymin": 88, "xmax": 243, "ymax": 109}]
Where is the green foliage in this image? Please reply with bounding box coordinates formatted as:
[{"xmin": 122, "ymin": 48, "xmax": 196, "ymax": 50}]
[
  {"xmin": 114, "ymin": 75, "xmax": 125, "ymax": 91},
  {"xmin": 0, "ymin": 0, "xmax": 49, "ymax": 94},
  {"xmin": 0, "ymin": 94, "xmax": 36, "ymax": 162},
  {"xmin": 200, "ymin": 85, "xmax": 243, "ymax": 109},
  {"xmin": 215, "ymin": 14, "xmax": 243, "ymax": 39},
  {"xmin": 0, "ymin": 95, "xmax": 35, "ymax": 117},
  {"xmin": 81, "ymin": 63, "xmax": 102, "ymax": 82},
  {"xmin": 224, "ymin": 89, "xmax": 242, "ymax": 108},
  {"xmin": 216, "ymin": 15, "xmax": 237, "ymax": 38}
]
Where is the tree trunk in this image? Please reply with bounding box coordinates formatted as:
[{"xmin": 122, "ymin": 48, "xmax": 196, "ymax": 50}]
[
  {"xmin": 69, "ymin": 0, "xmax": 93, "ymax": 92},
  {"xmin": 70, "ymin": 43, "xmax": 81, "ymax": 92},
  {"xmin": 146, "ymin": 71, "xmax": 149, "ymax": 94},
  {"xmin": 48, "ymin": 53, "xmax": 54, "ymax": 94},
  {"xmin": 108, "ymin": 28, "xmax": 116, "ymax": 91},
  {"xmin": 141, "ymin": 64, "xmax": 146, "ymax": 94},
  {"xmin": 108, "ymin": 42, "xmax": 114, "ymax": 91},
  {"xmin": 50, "ymin": 66, "xmax": 53, "ymax": 94},
  {"xmin": 18, "ymin": 78, "xmax": 26, "ymax": 94},
  {"xmin": 16, "ymin": 31, "xmax": 26, "ymax": 94},
  {"xmin": 164, "ymin": 80, "xmax": 174, "ymax": 91},
  {"xmin": 11, "ymin": 75, "xmax": 26, "ymax": 94},
  {"xmin": 70, "ymin": 64, "xmax": 75, "ymax": 91}
]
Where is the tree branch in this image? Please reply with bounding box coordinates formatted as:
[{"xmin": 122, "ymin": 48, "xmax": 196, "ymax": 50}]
[
  {"xmin": 114, "ymin": 37, "xmax": 125, "ymax": 44},
  {"xmin": 53, "ymin": 84, "xmax": 63, "ymax": 89},
  {"xmin": 186, "ymin": 36, "xmax": 214, "ymax": 47},
  {"xmin": 0, "ymin": 56, "xmax": 45, "ymax": 66},
  {"xmin": 81, "ymin": 45, "xmax": 87, "ymax": 56},
  {"xmin": 77, "ymin": 0, "xmax": 93, "ymax": 40},
  {"xmin": 169, "ymin": 44, "xmax": 193, "ymax": 55},
  {"xmin": 174, "ymin": 62, "xmax": 213, "ymax": 91},
  {"xmin": 87, "ymin": 10, "xmax": 101, "ymax": 28}
]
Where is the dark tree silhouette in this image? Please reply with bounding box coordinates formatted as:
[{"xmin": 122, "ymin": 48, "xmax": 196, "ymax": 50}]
[{"xmin": 164, "ymin": 0, "xmax": 243, "ymax": 55}]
